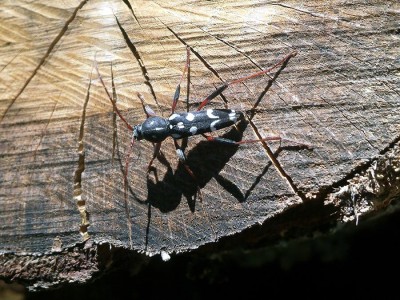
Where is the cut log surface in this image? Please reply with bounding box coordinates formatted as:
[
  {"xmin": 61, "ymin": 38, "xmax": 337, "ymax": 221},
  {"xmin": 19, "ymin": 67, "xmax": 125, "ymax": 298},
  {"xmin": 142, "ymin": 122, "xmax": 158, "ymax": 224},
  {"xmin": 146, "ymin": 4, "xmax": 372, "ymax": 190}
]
[{"xmin": 0, "ymin": 0, "xmax": 399, "ymax": 288}]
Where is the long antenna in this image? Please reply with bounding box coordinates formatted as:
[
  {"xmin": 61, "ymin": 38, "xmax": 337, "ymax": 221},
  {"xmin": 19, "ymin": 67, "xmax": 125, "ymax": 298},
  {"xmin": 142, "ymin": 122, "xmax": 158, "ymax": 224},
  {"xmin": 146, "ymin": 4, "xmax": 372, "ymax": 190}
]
[{"xmin": 94, "ymin": 58, "xmax": 133, "ymax": 131}]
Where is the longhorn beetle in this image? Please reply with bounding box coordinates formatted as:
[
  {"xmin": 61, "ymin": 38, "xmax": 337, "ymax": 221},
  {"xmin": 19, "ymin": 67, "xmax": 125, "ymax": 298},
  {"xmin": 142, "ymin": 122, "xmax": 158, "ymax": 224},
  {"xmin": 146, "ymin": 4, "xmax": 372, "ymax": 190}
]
[{"xmin": 95, "ymin": 48, "xmax": 297, "ymax": 203}]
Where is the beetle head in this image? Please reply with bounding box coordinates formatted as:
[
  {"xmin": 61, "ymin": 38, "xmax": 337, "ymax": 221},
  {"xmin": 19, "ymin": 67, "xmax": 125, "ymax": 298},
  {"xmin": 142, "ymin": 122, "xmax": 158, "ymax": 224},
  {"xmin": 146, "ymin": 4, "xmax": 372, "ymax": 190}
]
[{"xmin": 132, "ymin": 125, "xmax": 143, "ymax": 141}]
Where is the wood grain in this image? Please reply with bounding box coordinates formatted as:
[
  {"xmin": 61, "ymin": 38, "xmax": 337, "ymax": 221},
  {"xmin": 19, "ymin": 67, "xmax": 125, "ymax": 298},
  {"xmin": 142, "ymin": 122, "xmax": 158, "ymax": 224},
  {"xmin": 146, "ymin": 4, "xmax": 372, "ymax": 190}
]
[{"xmin": 0, "ymin": 0, "xmax": 399, "ymax": 289}]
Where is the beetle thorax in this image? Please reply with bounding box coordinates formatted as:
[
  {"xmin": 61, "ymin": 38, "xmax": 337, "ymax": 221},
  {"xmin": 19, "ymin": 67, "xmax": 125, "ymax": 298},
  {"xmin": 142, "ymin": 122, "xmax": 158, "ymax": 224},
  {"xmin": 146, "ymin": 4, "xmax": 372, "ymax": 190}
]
[{"xmin": 139, "ymin": 116, "xmax": 170, "ymax": 143}]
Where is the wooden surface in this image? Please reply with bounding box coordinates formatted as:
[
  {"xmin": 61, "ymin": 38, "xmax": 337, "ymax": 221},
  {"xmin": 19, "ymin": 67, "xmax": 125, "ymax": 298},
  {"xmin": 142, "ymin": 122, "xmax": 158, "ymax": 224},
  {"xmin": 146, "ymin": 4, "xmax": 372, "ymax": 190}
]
[{"xmin": 0, "ymin": 0, "xmax": 399, "ymax": 288}]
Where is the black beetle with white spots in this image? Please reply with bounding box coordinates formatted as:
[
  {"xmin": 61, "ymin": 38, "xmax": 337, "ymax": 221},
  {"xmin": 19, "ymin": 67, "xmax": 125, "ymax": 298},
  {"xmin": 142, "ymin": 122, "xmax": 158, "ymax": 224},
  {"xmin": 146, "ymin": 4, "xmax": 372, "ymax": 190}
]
[{"xmin": 95, "ymin": 47, "xmax": 297, "ymax": 201}]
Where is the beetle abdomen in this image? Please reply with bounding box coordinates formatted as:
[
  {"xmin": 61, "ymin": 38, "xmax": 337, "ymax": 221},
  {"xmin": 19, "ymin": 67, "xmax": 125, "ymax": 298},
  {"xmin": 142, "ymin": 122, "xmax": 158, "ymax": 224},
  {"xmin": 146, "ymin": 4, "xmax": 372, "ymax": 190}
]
[{"xmin": 167, "ymin": 109, "xmax": 243, "ymax": 139}]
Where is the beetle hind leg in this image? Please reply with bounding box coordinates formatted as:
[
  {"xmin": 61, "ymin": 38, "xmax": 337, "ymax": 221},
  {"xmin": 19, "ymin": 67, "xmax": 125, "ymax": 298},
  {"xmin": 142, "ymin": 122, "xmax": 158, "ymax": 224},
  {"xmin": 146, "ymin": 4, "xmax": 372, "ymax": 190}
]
[{"xmin": 201, "ymin": 133, "xmax": 282, "ymax": 145}]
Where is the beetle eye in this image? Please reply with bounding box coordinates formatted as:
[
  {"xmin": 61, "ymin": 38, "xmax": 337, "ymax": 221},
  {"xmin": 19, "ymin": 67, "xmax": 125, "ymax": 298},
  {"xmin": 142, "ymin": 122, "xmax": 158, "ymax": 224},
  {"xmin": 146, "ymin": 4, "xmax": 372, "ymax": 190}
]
[{"xmin": 133, "ymin": 125, "xmax": 142, "ymax": 140}]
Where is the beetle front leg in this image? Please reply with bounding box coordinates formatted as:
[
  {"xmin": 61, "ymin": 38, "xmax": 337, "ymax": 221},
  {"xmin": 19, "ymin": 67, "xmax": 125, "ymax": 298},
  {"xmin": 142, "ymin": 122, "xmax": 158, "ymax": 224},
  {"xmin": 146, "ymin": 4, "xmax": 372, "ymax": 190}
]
[
  {"xmin": 173, "ymin": 139, "xmax": 203, "ymax": 201},
  {"xmin": 147, "ymin": 142, "xmax": 162, "ymax": 172},
  {"xmin": 137, "ymin": 93, "xmax": 157, "ymax": 118}
]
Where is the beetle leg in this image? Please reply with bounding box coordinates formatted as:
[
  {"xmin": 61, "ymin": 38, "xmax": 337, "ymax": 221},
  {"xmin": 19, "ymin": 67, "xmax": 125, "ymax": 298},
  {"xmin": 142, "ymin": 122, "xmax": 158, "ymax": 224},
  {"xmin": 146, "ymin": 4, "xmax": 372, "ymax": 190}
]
[
  {"xmin": 147, "ymin": 142, "xmax": 162, "ymax": 172},
  {"xmin": 94, "ymin": 58, "xmax": 133, "ymax": 131},
  {"xmin": 172, "ymin": 46, "xmax": 191, "ymax": 113},
  {"xmin": 201, "ymin": 133, "xmax": 281, "ymax": 145},
  {"xmin": 201, "ymin": 133, "xmax": 310, "ymax": 150},
  {"xmin": 173, "ymin": 139, "xmax": 203, "ymax": 201},
  {"xmin": 197, "ymin": 51, "xmax": 297, "ymax": 111},
  {"xmin": 122, "ymin": 137, "xmax": 135, "ymax": 239},
  {"xmin": 137, "ymin": 93, "xmax": 156, "ymax": 118}
]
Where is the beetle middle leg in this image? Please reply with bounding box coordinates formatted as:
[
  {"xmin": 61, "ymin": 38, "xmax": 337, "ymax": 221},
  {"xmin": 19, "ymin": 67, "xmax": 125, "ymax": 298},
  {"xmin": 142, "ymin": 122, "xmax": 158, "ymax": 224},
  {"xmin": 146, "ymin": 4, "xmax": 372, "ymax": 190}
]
[
  {"xmin": 169, "ymin": 47, "xmax": 204, "ymax": 199},
  {"xmin": 173, "ymin": 139, "xmax": 203, "ymax": 201},
  {"xmin": 171, "ymin": 46, "xmax": 191, "ymax": 113}
]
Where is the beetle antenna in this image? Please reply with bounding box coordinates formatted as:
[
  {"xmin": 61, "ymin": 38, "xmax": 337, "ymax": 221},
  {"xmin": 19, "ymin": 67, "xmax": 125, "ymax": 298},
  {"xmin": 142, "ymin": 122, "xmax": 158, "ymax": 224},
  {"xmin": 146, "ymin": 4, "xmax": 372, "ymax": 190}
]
[
  {"xmin": 94, "ymin": 58, "xmax": 133, "ymax": 131},
  {"xmin": 123, "ymin": 137, "xmax": 135, "ymax": 248}
]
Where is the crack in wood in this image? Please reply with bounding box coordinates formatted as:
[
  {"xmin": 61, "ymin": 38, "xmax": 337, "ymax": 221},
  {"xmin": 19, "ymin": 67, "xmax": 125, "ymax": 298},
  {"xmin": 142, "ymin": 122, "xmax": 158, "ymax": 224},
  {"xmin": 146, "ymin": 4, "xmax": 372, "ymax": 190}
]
[
  {"xmin": 161, "ymin": 22, "xmax": 232, "ymax": 107},
  {"xmin": 329, "ymin": 140, "xmax": 400, "ymax": 224},
  {"xmin": 163, "ymin": 23, "xmax": 225, "ymax": 82},
  {"xmin": 110, "ymin": 63, "xmax": 118, "ymax": 165},
  {"xmin": 272, "ymin": 3, "xmax": 339, "ymax": 21},
  {"xmin": 195, "ymin": 28, "xmax": 265, "ymax": 107},
  {"xmin": 319, "ymin": 95, "xmax": 379, "ymax": 151},
  {"xmin": 73, "ymin": 66, "xmax": 92, "ymax": 242},
  {"xmin": 122, "ymin": 0, "xmax": 142, "ymax": 28},
  {"xmin": 306, "ymin": 136, "xmax": 400, "ymax": 206},
  {"xmin": 379, "ymin": 135, "xmax": 400, "ymax": 156},
  {"xmin": 32, "ymin": 97, "xmax": 59, "ymax": 161},
  {"xmin": 0, "ymin": 53, "xmax": 19, "ymax": 73},
  {"xmin": 113, "ymin": 15, "xmax": 161, "ymax": 114},
  {"xmin": 0, "ymin": 0, "xmax": 89, "ymax": 122},
  {"xmin": 198, "ymin": 27, "xmax": 263, "ymax": 70},
  {"xmin": 97, "ymin": 61, "xmax": 135, "ymax": 249}
]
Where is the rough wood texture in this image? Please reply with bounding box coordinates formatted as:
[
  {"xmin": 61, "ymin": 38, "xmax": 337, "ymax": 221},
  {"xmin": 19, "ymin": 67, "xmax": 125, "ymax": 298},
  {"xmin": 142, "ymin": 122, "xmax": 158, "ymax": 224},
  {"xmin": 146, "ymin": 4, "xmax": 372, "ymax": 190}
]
[{"xmin": 0, "ymin": 0, "xmax": 399, "ymax": 290}]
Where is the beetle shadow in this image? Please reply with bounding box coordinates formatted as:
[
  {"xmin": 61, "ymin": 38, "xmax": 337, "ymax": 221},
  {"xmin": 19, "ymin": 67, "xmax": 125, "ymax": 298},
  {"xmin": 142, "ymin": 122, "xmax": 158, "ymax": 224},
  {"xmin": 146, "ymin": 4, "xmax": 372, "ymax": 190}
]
[
  {"xmin": 143, "ymin": 119, "xmax": 313, "ymax": 214},
  {"xmin": 144, "ymin": 120, "xmax": 260, "ymax": 213},
  {"xmin": 116, "ymin": 118, "xmax": 310, "ymax": 251}
]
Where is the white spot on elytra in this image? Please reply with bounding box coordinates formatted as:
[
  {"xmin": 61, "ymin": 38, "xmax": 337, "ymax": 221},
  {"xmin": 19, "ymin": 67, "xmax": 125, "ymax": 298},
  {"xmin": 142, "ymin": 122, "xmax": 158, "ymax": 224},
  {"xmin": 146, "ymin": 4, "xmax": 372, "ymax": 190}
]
[
  {"xmin": 206, "ymin": 109, "xmax": 219, "ymax": 119},
  {"xmin": 177, "ymin": 122, "xmax": 184, "ymax": 129},
  {"xmin": 229, "ymin": 110, "xmax": 237, "ymax": 122},
  {"xmin": 169, "ymin": 113, "xmax": 179, "ymax": 120},
  {"xmin": 189, "ymin": 126, "xmax": 198, "ymax": 135},
  {"xmin": 186, "ymin": 113, "xmax": 195, "ymax": 121},
  {"xmin": 210, "ymin": 120, "xmax": 220, "ymax": 131}
]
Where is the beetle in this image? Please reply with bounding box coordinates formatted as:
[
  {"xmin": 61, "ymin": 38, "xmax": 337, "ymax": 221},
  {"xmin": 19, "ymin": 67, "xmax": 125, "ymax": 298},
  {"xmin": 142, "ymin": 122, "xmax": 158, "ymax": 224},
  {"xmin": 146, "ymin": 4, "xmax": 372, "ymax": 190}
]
[
  {"xmin": 95, "ymin": 47, "xmax": 297, "ymax": 201},
  {"xmin": 134, "ymin": 108, "xmax": 242, "ymax": 142}
]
